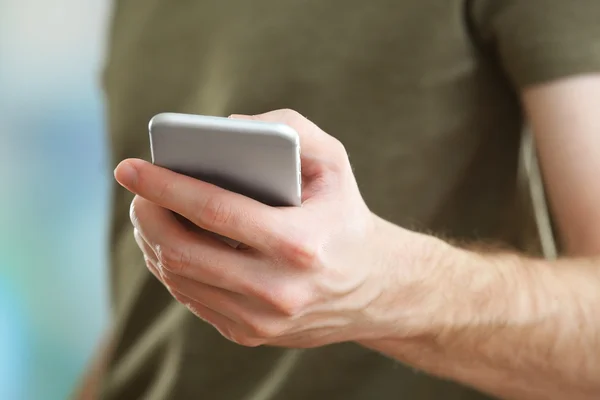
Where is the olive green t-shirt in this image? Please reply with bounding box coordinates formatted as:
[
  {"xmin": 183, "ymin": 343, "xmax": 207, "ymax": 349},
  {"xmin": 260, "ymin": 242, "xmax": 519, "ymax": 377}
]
[{"xmin": 98, "ymin": 1, "xmax": 600, "ymax": 399}]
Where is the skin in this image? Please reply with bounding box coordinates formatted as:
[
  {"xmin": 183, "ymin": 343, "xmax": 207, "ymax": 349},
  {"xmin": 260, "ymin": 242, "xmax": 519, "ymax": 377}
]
[{"xmin": 109, "ymin": 75, "xmax": 600, "ymax": 400}]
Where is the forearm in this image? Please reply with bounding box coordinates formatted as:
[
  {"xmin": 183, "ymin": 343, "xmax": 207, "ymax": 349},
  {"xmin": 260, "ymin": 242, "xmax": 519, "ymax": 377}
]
[{"xmin": 361, "ymin": 223, "xmax": 600, "ymax": 399}]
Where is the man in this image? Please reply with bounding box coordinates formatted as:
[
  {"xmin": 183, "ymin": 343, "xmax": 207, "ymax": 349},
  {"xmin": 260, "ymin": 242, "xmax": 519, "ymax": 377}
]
[{"xmin": 76, "ymin": 0, "xmax": 600, "ymax": 399}]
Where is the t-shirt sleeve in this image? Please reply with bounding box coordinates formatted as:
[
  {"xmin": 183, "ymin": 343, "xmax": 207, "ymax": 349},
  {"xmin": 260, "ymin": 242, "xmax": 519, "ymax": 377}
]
[{"xmin": 472, "ymin": 0, "xmax": 600, "ymax": 88}]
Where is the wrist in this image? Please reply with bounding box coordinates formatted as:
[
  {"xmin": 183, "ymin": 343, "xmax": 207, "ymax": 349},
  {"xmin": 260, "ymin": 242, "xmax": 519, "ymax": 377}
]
[{"xmin": 365, "ymin": 218, "xmax": 470, "ymax": 340}]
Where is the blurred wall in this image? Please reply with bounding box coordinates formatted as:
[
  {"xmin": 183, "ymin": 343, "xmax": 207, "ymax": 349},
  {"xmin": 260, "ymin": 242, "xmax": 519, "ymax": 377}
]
[{"xmin": 0, "ymin": 1, "xmax": 111, "ymax": 399}]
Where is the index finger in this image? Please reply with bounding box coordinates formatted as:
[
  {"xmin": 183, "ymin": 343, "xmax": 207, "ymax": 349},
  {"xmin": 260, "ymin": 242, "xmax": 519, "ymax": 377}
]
[{"xmin": 115, "ymin": 158, "xmax": 286, "ymax": 253}]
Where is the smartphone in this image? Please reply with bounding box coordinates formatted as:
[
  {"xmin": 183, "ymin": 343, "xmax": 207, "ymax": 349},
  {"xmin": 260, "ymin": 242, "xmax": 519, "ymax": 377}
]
[{"xmin": 148, "ymin": 112, "xmax": 302, "ymax": 207}]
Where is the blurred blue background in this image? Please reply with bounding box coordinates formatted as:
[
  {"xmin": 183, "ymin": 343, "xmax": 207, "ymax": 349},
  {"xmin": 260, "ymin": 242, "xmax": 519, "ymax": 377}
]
[{"xmin": 0, "ymin": 1, "xmax": 111, "ymax": 399}]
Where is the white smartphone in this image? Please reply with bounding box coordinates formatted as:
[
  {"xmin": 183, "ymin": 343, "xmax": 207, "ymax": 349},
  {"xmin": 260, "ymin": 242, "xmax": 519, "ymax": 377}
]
[{"xmin": 148, "ymin": 112, "xmax": 302, "ymax": 207}]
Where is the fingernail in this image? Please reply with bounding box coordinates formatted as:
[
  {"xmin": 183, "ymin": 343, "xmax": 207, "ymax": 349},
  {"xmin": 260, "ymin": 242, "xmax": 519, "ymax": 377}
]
[{"xmin": 114, "ymin": 161, "xmax": 138, "ymax": 187}]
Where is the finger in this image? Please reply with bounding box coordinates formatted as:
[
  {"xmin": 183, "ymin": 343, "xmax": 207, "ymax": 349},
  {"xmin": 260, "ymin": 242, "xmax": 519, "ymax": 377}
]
[
  {"xmin": 134, "ymin": 227, "xmax": 157, "ymax": 259},
  {"xmin": 171, "ymin": 289, "xmax": 276, "ymax": 347},
  {"xmin": 134, "ymin": 228, "xmax": 162, "ymax": 281},
  {"xmin": 163, "ymin": 273, "xmax": 251, "ymax": 324},
  {"xmin": 115, "ymin": 159, "xmax": 287, "ymax": 253},
  {"xmin": 231, "ymin": 110, "xmax": 347, "ymax": 177},
  {"xmin": 130, "ymin": 196, "xmax": 269, "ymax": 295},
  {"xmin": 144, "ymin": 252, "xmax": 163, "ymax": 282},
  {"xmin": 138, "ymin": 241, "xmax": 241, "ymax": 330},
  {"xmin": 231, "ymin": 110, "xmax": 347, "ymax": 201},
  {"xmin": 160, "ymin": 271, "xmax": 280, "ymax": 327},
  {"xmin": 230, "ymin": 109, "xmax": 330, "ymax": 160},
  {"xmin": 169, "ymin": 289, "xmax": 238, "ymax": 333}
]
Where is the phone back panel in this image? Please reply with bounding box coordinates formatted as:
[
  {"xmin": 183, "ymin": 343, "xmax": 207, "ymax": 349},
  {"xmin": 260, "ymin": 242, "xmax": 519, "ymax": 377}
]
[{"xmin": 149, "ymin": 113, "xmax": 301, "ymax": 207}]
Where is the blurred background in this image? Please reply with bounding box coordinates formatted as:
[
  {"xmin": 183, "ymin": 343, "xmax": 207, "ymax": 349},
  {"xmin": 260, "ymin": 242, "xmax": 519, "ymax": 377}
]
[{"xmin": 0, "ymin": 1, "xmax": 111, "ymax": 399}]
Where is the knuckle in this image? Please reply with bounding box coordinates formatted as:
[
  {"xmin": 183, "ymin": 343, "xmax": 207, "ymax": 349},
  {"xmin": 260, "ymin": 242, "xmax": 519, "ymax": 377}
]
[
  {"xmin": 326, "ymin": 137, "xmax": 350, "ymax": 173},
  {"xmin": 195, "ymin": 196, "xmax": 234, "ymax": 228},
  {"xmin": 155, "ymin": 244, "xmax": 192, "ymax": 274},
  {"xmin": 155, "ymin": 179, "xmax": 174, "ymax": 202},
  {"xmin": 243, "ymin": 316, "xmax": 281, "ymax": 340},
  {"xmin": 260, "ymin": 284, "xmax": 307, "ymax": 317},
  {"xmin": 219, "ymin": 323, "xmax": 264, "ymax": 347},
  {"xmin": 155, "ymin": 244, "xmax": 174, "ymax": 266},
  {"xmin": 331, "ymin": 137, "xmax": 348, "ymax": 160},
  {"xmin": 280, "ymin": 235, "xmax": 322, "ymax": 271},
  {"xmin": 268, "ymin": 108, "xmax": 306, "ymax": 129},
  {"xmin": 280, "ymin": 108, "xmax": 302, "ymax": 119}
]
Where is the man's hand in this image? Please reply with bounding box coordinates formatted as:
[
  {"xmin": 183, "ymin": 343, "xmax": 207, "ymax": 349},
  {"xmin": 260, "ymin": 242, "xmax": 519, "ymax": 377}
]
[
  {"xmin": 114, "ymin": 109, "xmax": 437, "ymax": 348},
  {"xmin": 115, "ymin": 105, "xmax": 600, "ymax": 400}
]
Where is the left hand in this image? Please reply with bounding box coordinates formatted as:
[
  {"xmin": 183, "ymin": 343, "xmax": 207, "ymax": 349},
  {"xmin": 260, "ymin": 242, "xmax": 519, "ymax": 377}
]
[{"xmin": 115, "ymin": 109, "xmax": 433, "ymax": 348}]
